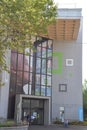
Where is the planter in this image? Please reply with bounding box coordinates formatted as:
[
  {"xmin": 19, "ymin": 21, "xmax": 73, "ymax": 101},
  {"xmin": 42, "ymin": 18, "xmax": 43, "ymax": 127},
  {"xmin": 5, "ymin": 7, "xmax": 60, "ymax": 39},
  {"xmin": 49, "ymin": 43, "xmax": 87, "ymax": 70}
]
[{"xmin": 0, "ymin": 125, "xmax": 28, "ymax": 130}]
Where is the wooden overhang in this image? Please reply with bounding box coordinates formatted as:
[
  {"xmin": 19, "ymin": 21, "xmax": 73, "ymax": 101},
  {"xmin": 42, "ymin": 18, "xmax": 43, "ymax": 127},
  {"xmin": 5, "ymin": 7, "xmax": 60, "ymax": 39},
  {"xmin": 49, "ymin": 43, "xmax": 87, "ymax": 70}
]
[{"xmin": 42, "ymin": 19, "xmax": 80, "ymax": 41}]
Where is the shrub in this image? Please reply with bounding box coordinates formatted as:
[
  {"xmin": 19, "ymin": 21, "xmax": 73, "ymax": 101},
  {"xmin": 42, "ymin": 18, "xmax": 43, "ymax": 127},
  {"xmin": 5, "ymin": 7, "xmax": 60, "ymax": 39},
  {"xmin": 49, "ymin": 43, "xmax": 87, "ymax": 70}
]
[
  {"xmin": 54, "ymin": 119, "xmax": 87, "ymax": 126},
  {"xmin": 0, "ymin": 120, "xmax": 16, "ymax": 127}
]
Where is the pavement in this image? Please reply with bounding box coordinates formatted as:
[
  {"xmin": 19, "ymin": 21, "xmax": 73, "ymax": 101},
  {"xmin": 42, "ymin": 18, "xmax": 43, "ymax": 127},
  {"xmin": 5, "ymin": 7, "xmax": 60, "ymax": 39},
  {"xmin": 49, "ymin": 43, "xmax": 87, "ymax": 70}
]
[
  {"xmin": 0, "ymin": 124, "xmax": 87, "ymax": 130},
  {"xmin": 28, "ymin": 125, "xmax": 87, "ymax": 130}
]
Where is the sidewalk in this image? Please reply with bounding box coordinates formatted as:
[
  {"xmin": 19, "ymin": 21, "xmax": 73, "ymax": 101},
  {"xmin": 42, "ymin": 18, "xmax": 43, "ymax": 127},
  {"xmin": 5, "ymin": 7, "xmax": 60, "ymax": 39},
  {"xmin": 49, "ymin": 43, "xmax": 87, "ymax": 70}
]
[
  {"xmin": 0, "ymin": 125, "xmax": 87, "ymax": 130},
  {"xmin": 28, "ymin": 125, "xmax": 87, "ymax": 130}
]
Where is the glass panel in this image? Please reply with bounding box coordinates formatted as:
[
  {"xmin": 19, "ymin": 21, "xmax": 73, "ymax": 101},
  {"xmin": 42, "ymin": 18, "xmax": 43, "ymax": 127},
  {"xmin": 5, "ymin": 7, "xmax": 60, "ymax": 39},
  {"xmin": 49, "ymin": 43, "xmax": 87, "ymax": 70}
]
[
  {"xmin": 23, "ymin": 84, "xmax": 32, "ymax": 95},
  {"xmin": 31, "ymin": 100, "xmax": 39, "ymax": 108},
  {"xmin": 48, "ymin": 49, "xmax": 52, "ymax": 57},
  {"xmin": 23, "ymin": 84, "xmax": 29, "ymax": 94},
  {"xmin": 16, "ymin": 85, "xmax": 23, "ymax": 94},
  {"xmin": 30, "ymin": 73, "xmax": 32, "ymax": 84},
  {"xmin": 36, "ymin": 108, "xmax": 44, "ymax": 125},
  {"xmin": 30, "ymin": 99, "xmax": 44, "ymax": 125},
  {"xmin": 23, "ymin": 71, "xmax": 29, "ymax": 85},
  {"xmin": 16, "ymin": 71, "xmax": 23, "ymax": 86},
  {"xmin": 38, "ymin": 44, "xmax": 41, "ymax": 47},
  {"xmin": 47, "ymin": 76, "xmax": 51, "ymax": 86},
  {"xmin": 41, "ymin": 75, "xmax": 46, "ymax": 85},
  {"xmin": 22, "ymin": 99, "xmax": 44, "ymax": 125},
  {"xmin": 10, "ymin": 72, "xmax": 16, "ymax": 93},
  {"xmin": 11, "ymin": 52, "xmax": 17, "ymax": 71},
  {"xmin": 37, "ymin": 46, "xmax": 41, "ymax": 57},
  {"xmin": 17, "ymin": 54, "xmax": 24, "ymax": 71},
  {"xmin": 47, "ymin": 59, "xmax": 52, "ymax": 75},
  {"xmin": 36, "ymin": 58, "xmax": 41, "ymax": 73},
  {"xmin": 25, "ymin": 48, "xmax": 30, "ymax": 55},
  {"xmin": 35, "ymin": 85, "xmax": 40, "ymax": 96},
  {"xmin": 29, "ymin": 85, "xmax": 32, "ymax": 95},
  {"xmin": 30, "ymin": 56, "xmax": 33, "ymax": 72},
  {"xmin": 47, "ymin": 87, "xmax": 51, "ymax": 96},
  {"xmin": 41, "ymin": 86, "xmax": 45, "ymax": 96},
  {"xmin": 16, "ymin": 81, "xmax": 22, "ymax": 88},
  {"xmin": 22, "ymin": 99, "xmax": 30, "ymax": 108},
  {"xmin": 30, "ymin": 49, "xmax": 33, "ymax": 56},
  {"xmin": 42, "ymin": 48, "xmax": 46, "ymax": 58},
  {"xmin": 39, "ymin": 100, "xmax": 44, "ymax": 108},
  {"xmin": 24, "ymin": 55, "xmax": 29, "ymax": 72},
  {"xmin": 42, "ymin": 41, "xmax": 47, "ymax": 48},
  {"xmin": 36, "ymin": 74, "xmax": 40, "ymax": 85},
  {"xmin": 48, "ymin": 40, "xmax": 53, "ymax": 49},
  {"xmin": 22, "ymin": 98, "xmax": 31, "ymax": 121},
  {"xmin": 42, "ymin": 59, "xmax": 46, "ymax": 74}
]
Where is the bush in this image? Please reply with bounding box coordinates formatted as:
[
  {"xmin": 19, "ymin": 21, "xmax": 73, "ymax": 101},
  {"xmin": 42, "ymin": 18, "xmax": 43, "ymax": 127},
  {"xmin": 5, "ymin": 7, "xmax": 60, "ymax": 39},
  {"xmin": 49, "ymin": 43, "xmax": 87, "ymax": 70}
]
[
  {"xmin": 0, "ymin": 120, "xmax": 16, "ymax": 127},
  {"xmin": 53, "ymin": 118, "xmax": 62, "ymax": 124},
  {"xmin": 54, "ymin": 119, "xmax": 87, "ymax": 126},
  {"xmin": 69, "ymin": 121, "xmax": 87, "ymax": 126}
]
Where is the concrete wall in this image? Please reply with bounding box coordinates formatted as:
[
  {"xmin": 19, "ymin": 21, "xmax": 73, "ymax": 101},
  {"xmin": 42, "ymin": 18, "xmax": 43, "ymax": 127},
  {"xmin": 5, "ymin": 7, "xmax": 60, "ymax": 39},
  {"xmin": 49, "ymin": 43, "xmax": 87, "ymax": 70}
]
[
  {"xmin": 52, "ymin": 28, "xmax": 83, "ymax": 122},
  {"xmin": 0, "ymin": 50, "xmax": 11, "ymax": 120},
  {"xmin": 44, "ymin": 99, "xmax": 51, "ymax": 125},
  {"xmin": 57, "ymin": 8, "xmax": 82, "ymax": 19}
]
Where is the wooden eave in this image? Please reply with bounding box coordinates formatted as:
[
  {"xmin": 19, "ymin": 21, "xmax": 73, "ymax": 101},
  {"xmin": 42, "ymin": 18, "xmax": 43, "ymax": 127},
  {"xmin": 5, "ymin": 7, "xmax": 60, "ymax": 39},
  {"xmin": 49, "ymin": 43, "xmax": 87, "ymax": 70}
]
[{"xmin": 42, "ymin": 19, "xmax": 80, "ymax": 41}]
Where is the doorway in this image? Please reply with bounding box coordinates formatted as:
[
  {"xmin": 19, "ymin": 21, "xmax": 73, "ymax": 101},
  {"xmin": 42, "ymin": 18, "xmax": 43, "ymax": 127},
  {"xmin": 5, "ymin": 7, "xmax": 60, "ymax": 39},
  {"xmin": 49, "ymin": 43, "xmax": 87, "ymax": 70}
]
[{"xmin": 22, "ymin": 98, "xmax": 44, "ymax": 125}]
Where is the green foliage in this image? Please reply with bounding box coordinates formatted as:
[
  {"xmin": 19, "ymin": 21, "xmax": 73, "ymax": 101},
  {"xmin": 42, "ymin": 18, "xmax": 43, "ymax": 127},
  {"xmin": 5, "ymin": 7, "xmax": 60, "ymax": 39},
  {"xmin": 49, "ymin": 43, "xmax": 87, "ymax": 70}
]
[
  {"xmin": 0, "ymin": 120, "xmax": 16, "ymax": 127},
  {"xmin": 83, "ymin": 80, "xmax": 87, "ymax": 120},
  {"xmin": 69, "ymin": 121, "xmax": 87, "ymax": 126},
  {"xmin": 53, "ymin": 118, "xmax": 87, "ymax": 126},
  {"xmin": 0, "ymin": 0, "xmax": 57, "ymax": 72},
  {"xmin": 83, "ymin": 79, "xmax": 87, "ymax": 110},
  {"xmin": 0, "ymin": 119, "xmax": 27, "ymax": 127}
]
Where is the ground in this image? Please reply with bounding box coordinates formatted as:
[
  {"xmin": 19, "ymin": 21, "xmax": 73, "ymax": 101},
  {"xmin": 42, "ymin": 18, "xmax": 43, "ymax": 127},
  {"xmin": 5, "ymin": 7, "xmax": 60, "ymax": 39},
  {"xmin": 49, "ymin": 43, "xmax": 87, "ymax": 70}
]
[
  {"xmin": 0, "ymin": 125, "xmax": 87, "ymax": 130},
  {"xmin": 29, "ymin": 125, "xmax": 87, "ymax": 130}
]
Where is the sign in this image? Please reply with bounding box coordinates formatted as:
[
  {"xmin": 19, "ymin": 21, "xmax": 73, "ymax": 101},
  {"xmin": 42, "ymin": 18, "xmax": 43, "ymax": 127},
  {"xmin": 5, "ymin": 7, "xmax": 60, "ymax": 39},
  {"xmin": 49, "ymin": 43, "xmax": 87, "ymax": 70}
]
[{"xmin": 78, "ymin": 107, "xmax": 83, "ymax": 121}]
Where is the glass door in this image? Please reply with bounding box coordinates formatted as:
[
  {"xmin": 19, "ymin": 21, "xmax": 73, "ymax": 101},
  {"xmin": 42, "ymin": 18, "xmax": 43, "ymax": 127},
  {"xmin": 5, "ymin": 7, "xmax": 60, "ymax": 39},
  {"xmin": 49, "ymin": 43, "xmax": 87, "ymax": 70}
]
[
  {"xmin": 22, "ymin": 98, "xmax": 44, "ymax": 125},
  {"xmin": 31, "ymin": 108, "xmax": 44, "ymax": 125},
  {"xmin": 31, "ymin": 99, "xmax": 44, "ymax": 125},
  {"xmin": 22, "ymin": 98, "xmax": 30, "ymax": 121}
]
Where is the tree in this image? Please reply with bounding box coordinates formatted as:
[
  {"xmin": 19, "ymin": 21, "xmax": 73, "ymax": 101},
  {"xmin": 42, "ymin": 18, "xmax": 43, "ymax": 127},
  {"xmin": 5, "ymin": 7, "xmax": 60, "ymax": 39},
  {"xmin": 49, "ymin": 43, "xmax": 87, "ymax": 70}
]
[
  {"xmin": 83, "ymin": 79, "xmax": 87, "ymax": 119},
  {"xmin": 0, "ymin": 0, "xmax": 57, "ymax": 72}
]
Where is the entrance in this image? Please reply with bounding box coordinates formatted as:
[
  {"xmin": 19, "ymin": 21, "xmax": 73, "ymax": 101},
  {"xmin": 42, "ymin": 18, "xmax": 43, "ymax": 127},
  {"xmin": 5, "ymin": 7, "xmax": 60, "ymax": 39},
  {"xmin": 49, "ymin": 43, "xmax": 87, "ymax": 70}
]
[{"xmin": 22, "ymin": 98, "xmax": 44, "ymax": 125}]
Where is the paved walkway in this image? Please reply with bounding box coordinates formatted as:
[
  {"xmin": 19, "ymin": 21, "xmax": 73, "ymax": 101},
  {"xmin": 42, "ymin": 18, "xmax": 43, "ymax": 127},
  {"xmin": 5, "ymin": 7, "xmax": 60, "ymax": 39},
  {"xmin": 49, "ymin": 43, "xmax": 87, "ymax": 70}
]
[
  {"xmin": 28, "ymin": 125, "xmax": 87, "ymax": 130},
  {"xmin": 0, "ymin": 125, "xmax": 87, "ymax": 130}
]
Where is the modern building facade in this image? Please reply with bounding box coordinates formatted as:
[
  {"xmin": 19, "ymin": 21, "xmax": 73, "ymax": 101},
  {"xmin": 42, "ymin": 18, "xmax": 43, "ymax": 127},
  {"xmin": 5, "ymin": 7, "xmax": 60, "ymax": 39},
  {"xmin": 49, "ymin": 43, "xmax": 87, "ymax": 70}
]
[{"xmin": 0, "ymin": 8, "xmax": 83, "ymax": 124}]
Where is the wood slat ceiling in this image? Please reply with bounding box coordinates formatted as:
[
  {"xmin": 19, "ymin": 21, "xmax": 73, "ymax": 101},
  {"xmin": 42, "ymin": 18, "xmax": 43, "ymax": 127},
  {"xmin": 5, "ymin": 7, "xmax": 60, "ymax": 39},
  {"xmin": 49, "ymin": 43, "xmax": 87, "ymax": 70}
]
[{"xmin": 42, "ymin": 19, "xmax": 80, "ymax": 41}]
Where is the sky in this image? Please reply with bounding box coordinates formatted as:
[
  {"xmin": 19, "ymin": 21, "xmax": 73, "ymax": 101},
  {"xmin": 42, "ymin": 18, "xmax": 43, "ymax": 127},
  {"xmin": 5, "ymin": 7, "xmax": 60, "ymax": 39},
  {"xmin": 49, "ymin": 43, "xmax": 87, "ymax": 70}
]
[{"xmin": 54, "ymin": 0, "xmax": 87, "ymax": 83}]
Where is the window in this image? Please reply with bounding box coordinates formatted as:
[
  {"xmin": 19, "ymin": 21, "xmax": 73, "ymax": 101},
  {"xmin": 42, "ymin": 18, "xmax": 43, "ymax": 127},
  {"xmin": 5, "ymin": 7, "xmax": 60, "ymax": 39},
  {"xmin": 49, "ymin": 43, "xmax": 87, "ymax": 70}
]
[
  {"xmin": 59, "ymin": 84, "xmax": 67, "ymax": 92},
  {"xmin": 9, "ymin": 37, "xmax": 53, "ymax": 119},
  {"xmin": 66, "ymin": 59, "xmax": 74, "ymax": 66},
  {"xmin": 9, "ymin": 37, "xmax": 53, "ymax": 96}
]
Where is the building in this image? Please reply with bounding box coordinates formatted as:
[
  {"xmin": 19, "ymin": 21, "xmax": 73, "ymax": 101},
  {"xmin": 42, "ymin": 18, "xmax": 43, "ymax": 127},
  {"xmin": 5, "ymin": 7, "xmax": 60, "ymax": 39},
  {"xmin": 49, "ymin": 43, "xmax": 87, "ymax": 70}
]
[{"xmin": 0, "ymin": 8, "xmax": 83, "ymax": 124}]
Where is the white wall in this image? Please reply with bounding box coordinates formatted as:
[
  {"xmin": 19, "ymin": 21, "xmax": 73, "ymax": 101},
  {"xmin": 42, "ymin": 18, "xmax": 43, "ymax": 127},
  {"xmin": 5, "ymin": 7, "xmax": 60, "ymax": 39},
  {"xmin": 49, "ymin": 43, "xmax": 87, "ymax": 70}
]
[{"xmin": 0, "ymin": 50, "xmax": 11, "ymax": 119}]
